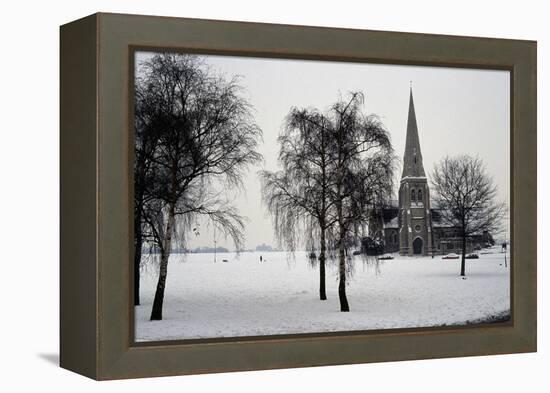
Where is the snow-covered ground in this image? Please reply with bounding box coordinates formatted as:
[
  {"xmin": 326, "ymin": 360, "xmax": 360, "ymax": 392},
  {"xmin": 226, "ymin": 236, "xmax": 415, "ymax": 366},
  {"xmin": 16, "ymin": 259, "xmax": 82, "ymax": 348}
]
[{"xmin": 135, "ymin": 248, "xmax": 510, "ymax": 341}]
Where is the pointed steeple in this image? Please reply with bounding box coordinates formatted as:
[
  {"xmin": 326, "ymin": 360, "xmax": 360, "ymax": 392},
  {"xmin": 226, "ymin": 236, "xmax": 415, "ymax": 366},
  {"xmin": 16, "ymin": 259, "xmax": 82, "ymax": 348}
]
[{"xmin": 401, "ymin": 86, "xmax": 426, "ymax": 178}]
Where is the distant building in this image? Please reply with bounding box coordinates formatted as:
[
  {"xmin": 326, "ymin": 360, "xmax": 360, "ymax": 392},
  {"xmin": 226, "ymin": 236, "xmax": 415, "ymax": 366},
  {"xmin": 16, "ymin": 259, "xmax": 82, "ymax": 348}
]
[
  {"xmin": 370, "ymin": 88, "xmax": 493, "ymax": 256},
  {"xmin": 255, "ymin": 243, "xmax": 274, "ymax": 252}
]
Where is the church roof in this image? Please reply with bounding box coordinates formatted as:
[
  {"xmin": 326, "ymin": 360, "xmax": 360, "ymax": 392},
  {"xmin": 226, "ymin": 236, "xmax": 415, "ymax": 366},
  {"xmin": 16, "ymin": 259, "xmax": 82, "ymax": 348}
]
[
  {"xmin": 383, "ymin": 216, "xmax": 399, "ymax": 229},
  {"xmin": 401, "ymin": 87, "xmax": 426, "ymax": 178}
]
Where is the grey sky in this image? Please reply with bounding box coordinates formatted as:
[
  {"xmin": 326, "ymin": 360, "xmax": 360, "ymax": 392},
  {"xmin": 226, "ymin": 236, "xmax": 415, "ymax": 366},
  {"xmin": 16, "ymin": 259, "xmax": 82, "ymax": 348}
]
[{"xmin": 136, "ymin": 52, "xmax": 510, "ymax": 250}]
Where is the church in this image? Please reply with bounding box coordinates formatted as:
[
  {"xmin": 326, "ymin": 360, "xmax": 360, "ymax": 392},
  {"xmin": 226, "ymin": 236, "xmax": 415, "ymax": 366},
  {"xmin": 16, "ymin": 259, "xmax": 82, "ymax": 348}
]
[{"xmin": 373, "ymin": 88, "xmax": 493, "ymax": 256}]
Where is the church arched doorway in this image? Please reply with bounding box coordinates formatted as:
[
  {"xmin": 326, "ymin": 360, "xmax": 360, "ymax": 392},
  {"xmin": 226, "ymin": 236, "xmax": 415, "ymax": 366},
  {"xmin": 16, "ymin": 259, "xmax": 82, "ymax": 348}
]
[{"xmin": 413, "ymin": 237, "xmax": 423, "ymax": 255}]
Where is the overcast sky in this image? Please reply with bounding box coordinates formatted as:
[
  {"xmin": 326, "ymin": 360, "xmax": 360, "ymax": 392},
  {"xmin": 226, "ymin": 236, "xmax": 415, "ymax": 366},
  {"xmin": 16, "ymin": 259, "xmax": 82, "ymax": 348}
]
[{"xmin": 136, "ymin": 52, "xmax": 510, "ymax": 251}]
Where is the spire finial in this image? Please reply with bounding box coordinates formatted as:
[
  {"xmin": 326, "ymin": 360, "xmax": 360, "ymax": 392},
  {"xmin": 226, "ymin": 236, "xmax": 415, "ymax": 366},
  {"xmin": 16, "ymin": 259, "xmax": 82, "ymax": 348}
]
[{"xmin": 410, "ymin": 80, "xmax": 412, "ymax": 89}]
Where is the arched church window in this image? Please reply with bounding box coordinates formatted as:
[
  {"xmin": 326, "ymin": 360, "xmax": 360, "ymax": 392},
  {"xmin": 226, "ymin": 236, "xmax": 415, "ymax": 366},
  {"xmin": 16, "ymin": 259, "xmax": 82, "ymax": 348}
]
[
  {"xmin": 418, "ymin": 189, "xmax": 423, "ymax": 202},
  {"xmin": 411, "ymin": 189, "xmax": 416, "ymax": 202}
]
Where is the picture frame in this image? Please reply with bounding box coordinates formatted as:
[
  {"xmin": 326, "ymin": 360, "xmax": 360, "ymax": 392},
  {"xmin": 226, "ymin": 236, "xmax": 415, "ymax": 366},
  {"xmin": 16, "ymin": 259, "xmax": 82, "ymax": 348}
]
[{"xmin": 60, "ymin": 12, "xmax": 536, "ymax": 380}]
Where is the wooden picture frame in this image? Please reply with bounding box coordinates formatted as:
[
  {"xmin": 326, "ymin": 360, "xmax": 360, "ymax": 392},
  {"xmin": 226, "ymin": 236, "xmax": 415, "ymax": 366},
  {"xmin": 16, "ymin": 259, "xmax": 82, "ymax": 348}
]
[{"xmin": 60, "ymin": 12, "xmax": 536, "ymax": 380}]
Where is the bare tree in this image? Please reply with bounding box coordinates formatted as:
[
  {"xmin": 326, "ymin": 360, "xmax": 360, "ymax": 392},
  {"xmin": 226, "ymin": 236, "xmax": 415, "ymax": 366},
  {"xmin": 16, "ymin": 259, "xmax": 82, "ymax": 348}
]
[
  {"xmin": 431, "ymin": 155, "xmax": 505, "ymax": 276},
  {"xmin": 260, "ymin": 108, "xmax": 335, "ymax": 301},
  {"xmin": 133, "ymin": 67, "xmax": 166, "ymax": 305},
  {"xmin": 262, "ymin": 92, "xmax": 394, "ymax": 311},
  {"xmin": 135, "ymin": 54, "xmax": 262, "ymax": 320},
  {"xmin": 327, "ymin": 92, "xmax": 394, "ymax": 311}
]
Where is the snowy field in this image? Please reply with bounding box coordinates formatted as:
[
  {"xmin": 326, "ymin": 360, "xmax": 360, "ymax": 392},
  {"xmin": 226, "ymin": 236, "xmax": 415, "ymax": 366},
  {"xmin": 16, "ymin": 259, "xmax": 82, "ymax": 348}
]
[{"xmin": 135, "ymin": 248, "xmax": 510, "ymax": 342}]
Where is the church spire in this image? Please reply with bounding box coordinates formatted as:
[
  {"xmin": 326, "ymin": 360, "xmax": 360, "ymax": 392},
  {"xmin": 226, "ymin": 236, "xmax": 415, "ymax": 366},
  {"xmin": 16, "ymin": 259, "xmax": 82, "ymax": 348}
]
[{"xmin": 401, "ymin": 86, "xmax": 426, "ymax": 178}]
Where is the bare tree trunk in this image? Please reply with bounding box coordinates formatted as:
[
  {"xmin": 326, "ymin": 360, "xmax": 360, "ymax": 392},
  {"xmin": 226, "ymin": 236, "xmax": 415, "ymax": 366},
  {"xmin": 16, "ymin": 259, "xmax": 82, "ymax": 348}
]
[
  {"xmin": 338, "ymin": 242, "xmax": 349, "ymax": 312},
  {"xmin": 133, "ymin": 205, "xmax": 142, "ymax": 306},
  {"xmin": 150, "ymin": 206, "xmax": 175, "ymax": 321},
  {"xmin": 133, "ymin": 164, "xmax": 146, "ymax": 306},
  {"xmin": 319, "ymin": 226, "xmax": 327, "ymax": 301},
  {"xmin": 337, "ymin": 213, "xmax": 349, "ymax": 312},
  {"xmin": 460, "ymin": 231, "xmax": 466, "ymax": 277},
  {"xmin": 319, "ymin": 150, "xmax": 327, "ymax": 302}
]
